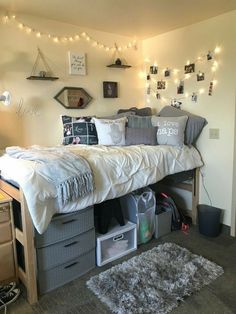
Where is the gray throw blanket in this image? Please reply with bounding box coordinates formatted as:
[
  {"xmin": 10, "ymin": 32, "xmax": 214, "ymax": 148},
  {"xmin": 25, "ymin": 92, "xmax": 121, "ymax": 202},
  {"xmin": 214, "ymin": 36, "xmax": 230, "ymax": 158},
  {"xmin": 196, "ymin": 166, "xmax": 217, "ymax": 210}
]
[{"xmin": 6, "ymin": 146, "xmax": 94, "ymax": 208}]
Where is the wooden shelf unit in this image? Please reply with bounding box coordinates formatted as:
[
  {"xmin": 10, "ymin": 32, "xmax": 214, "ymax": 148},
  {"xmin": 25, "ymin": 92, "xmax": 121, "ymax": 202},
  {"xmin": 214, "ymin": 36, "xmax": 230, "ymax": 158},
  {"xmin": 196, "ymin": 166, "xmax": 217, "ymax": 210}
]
[
  {"xmin": 0, "ymin": 180, "xmax": 37, "ymax": 304},
  {"xmin": 0, "ymin": 190, "xmax": 17, "ymax": 284}
]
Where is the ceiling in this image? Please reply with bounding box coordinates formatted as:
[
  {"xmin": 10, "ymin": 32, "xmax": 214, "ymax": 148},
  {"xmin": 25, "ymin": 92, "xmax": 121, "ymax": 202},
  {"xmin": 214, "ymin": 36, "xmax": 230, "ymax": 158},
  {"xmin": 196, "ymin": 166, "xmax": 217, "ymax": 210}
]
[{"xmin": 0, "ymin": 0, "xmax": 236, "ymax": 39}]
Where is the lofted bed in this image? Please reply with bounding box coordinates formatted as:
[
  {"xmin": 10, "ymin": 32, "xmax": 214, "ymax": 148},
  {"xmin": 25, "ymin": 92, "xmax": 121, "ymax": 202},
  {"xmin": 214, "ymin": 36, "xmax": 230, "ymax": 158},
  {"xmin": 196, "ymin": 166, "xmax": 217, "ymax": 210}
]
[
  {"xmin": 0, "ymin": 105, "xmax": 207, "ymax": 303},
  {"xmin": 0, "ymin": 143, "xmax": 202, "ymax": 304}
]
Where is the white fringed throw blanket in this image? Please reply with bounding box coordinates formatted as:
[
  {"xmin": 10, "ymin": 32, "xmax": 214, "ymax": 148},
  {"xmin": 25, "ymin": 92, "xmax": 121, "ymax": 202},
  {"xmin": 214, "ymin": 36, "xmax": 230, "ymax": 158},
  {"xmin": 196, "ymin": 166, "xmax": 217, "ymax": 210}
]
[{"xmin": 6, "ymin": 146, "xmax": 94, "ymax": 208}]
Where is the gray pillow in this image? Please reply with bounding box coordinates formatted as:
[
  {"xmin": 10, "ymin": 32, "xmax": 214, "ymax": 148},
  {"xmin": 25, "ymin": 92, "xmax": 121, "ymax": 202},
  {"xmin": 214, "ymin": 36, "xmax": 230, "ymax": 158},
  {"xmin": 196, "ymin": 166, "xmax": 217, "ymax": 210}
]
[
  {"xmin": 99, "ymin": 111, "xmax": 135, "ymax": 119},
  {"xmin": 127, "ymin": 115, "xmax": 153, "ymax": 128},
  {"xmin": 125, "ymin": 127, "xmax": 157, "ymax": 146},
  {"xmin": 159, "ymin": 106, "xmax": 207, "ymax": 145},
  {"xmin": 151, "ymin": 116, "xmax": 188, "ymax": 147},
  {"xmin": 118, "ymin": 107, "xmax": 152, "ymax": 116}
]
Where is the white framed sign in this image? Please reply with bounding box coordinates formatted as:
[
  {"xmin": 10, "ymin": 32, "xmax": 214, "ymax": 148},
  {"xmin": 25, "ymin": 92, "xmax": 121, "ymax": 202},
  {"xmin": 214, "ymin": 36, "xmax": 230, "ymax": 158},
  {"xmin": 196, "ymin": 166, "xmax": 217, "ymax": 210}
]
[{"xmin": 68, "ymin": 52, "xmax": 86, "ymax": 75}]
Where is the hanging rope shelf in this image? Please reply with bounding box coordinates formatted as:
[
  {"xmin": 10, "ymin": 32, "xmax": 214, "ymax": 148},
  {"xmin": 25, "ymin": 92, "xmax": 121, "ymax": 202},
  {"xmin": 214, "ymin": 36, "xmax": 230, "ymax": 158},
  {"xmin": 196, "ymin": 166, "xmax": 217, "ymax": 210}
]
[
  {"xmin": 26, "ymin": 48, "xmax": 59, "ymax": 80},
  {"xmin": 106, "ymin": 43, "xmax": 132, "ymax": 68}
]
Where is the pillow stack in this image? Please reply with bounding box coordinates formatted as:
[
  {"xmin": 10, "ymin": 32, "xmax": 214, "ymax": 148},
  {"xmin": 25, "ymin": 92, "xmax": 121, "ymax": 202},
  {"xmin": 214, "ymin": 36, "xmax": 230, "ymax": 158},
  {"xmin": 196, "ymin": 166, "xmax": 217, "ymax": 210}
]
[{"xmin": 61, "ymin": 106, "xmax": 207, "ymax": 147}]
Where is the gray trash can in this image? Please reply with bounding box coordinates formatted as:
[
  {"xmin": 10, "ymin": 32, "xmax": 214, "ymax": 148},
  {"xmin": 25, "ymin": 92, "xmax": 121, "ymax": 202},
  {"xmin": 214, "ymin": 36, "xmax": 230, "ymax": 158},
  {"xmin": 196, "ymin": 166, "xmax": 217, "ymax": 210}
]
[{"xmin": 197, "ymin": 204, "xmax": 222, "ymax": 237}]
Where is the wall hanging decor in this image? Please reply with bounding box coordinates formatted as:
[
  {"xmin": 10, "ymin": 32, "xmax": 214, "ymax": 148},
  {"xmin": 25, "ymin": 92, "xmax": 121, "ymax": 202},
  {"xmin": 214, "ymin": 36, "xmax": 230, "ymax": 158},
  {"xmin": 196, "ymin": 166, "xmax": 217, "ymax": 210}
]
[
  {"xmin": 68, "ymin": 52, "xmax": 86, "ymax": 75},
  {"xmin": 27, "ymin": 48, "xmax": 59, "ymax": 80},
  {"xmin": 103, "ymin": 82, "xmax": 118, "ymax": 98},
  {"xmin": 54, "ymin": 87, "xmax": 92, "ymax": 109},
  {"xmin": 107, "ymin": 44, "xmax": 132, "ymax": 68},
  {"xmin": 144, "ymin": 46, "xmax": 221, "ymax": 104}
]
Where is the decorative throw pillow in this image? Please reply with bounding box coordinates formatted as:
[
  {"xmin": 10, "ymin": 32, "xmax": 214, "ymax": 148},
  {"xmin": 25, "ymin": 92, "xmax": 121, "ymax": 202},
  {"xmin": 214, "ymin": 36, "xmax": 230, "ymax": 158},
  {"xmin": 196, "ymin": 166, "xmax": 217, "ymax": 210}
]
[
  {"xmin": 118, "ymin": 107, "xmax": 152, "ymax": 116},
  {"xmin": 61, "ymin": 115, "xmax": 98, "ymax": 145},
  {"xmin": 151, "ymin": 116, "xmax": 188, "ymax": 146},
  {"xmin": 93, "ymin": 117, "xmax": 126, "ymax": 146},
  {"xmin": 127, "ymin": 115, "xmax": 153, "ymax": 128},
  {"xmin": 159, "ymin": 106, "xmax": 207, "ymax": 145},
  {"xmin": 125, "ymin": 127, "xmax": 158, "ymax": 146}
]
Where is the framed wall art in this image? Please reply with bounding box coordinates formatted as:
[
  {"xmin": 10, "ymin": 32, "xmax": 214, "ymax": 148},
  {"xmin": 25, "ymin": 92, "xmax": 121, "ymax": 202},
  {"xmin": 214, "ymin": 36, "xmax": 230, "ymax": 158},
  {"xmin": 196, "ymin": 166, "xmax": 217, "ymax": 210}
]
[
  {"xmin": 68, "ymin": 52, "xmax": 86, "ymax": 75},
  {"xmin": 103, "ymin": 81, "xmax": 118, "ymax": 98}
]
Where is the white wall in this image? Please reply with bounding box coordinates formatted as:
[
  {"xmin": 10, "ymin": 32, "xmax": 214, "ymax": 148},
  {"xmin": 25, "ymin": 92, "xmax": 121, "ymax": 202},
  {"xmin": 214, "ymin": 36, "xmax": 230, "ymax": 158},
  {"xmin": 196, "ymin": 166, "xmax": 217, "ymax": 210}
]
[
  {"xmin": 0, "ymin": 14, "xmax": 144, "ymax": 147},
  {"xmin": 143, "ymin": 11, "xmax": 236, "ymax": 226}
]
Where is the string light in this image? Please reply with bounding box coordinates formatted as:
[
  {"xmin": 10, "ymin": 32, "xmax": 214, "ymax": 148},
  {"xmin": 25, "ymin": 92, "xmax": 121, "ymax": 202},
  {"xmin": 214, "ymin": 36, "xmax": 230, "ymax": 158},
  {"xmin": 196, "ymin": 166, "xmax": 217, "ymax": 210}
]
[
  {"xmin": 214, "ymin": 46, "xmax": 221, "ymax": 54},
  {"xmin": 1, "ymin": 13, "xmax": 137, "ymax": 51}
]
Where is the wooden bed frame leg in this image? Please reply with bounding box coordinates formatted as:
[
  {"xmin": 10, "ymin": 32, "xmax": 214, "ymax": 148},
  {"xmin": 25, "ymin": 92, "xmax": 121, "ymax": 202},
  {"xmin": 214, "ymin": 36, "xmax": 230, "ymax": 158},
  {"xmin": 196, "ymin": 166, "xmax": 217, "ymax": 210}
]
[
  {"xmin": 20, "ymin": 190, "xmax": 38, "ymax": 304},
  {"xmin": 191, "ymin": 168, "xmax": 199, "ymax": 225}
]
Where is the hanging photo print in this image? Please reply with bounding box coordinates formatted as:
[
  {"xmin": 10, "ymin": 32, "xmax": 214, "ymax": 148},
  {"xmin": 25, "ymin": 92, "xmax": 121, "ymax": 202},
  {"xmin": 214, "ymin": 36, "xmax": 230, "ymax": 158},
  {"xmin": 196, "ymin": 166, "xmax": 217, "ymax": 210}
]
[
  {"xmin": 177, "ymin": 81, "xmax": 184, "ymax": 94},
  {"xmin": 171, "ymin": 99, "xmax": 182, "ymax": 109},
  {"xmin": 147, "ymin": 74, "xmax": 150, "ymax": 80},
  {"xmin": 207, "ymin": 51, "xmax": 213, "ymax": 60},
  {"xmin": 197, "ymin": 72, "xmax": 205, "ymax": 81},
  {"xmin": 164, "ymin": 69, "xmax": 171, "ymax": 77},
  {"xmin": 208, "ymin": 81, "xmax": 213, "ymax": 96},
  {"xmin": 147, "ymin": 85, "xmax": 151, "ymax": 95},
  {"xmin": 156, "ymin": 92, "xmax": 161, "ymax": 99},
  {"xmin": 157, "ymin": 80, "xmax": 166, "ymax": 90},
  {"xmin": 184, "ymin": 63, "xmax": 195, "ymax": 74},
  {"xmin": 191, "ymin": 92, "xmax": 198, "ymax": 102},
  {"xmin": 150, "ymin": 65, "xmax": 158, "ymax": 74}
]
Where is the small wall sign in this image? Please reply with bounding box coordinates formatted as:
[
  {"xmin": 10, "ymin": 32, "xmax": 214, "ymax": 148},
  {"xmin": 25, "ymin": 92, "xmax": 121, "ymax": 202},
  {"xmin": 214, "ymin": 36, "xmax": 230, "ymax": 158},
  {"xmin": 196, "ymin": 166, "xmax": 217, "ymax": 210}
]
[{"xmin": 68, "ymin": 52, "xmax": 86, "ymax": 75}]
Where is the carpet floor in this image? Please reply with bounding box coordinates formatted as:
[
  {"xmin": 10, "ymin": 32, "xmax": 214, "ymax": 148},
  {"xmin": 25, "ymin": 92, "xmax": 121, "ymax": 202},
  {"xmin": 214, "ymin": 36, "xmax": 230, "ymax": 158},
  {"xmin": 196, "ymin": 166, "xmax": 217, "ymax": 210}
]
[{"xmin": 7, "ymin": 226, "xmax": 236, "ymax": 314}]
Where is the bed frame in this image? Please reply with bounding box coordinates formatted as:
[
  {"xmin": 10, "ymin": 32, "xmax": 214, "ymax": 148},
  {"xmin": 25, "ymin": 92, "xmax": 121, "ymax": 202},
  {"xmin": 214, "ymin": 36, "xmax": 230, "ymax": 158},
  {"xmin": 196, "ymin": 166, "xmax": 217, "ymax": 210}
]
[{"xmin": 0, "ymin": 168, "xmax": 199, "ymax": 304}]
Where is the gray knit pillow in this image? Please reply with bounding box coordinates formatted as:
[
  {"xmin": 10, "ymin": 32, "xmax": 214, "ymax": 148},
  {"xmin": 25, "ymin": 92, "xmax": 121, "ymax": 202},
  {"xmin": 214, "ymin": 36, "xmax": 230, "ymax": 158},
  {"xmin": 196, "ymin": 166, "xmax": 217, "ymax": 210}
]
[
  {"xmin": 127, "ymin": 115, "xmax": 153, "ymax": 128},
  {"xmin": 125, "ymin": 127, "xmax": 158, "ymax": 146}
]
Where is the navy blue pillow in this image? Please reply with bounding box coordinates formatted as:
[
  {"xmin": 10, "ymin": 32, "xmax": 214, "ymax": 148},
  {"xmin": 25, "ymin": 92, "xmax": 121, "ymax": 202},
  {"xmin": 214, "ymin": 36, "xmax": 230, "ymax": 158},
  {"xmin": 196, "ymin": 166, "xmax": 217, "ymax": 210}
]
[{"xmin": 61, "ymin": 115, "xmax": 98, "ymax": 145}]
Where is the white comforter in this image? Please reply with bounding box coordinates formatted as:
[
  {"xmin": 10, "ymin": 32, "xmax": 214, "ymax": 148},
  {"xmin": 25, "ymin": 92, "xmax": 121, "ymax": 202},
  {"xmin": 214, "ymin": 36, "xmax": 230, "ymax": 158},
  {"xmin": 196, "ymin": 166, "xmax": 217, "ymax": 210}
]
[{"xmin": 0, "ymin": 144, "xmax": 203, "ymax": 234}]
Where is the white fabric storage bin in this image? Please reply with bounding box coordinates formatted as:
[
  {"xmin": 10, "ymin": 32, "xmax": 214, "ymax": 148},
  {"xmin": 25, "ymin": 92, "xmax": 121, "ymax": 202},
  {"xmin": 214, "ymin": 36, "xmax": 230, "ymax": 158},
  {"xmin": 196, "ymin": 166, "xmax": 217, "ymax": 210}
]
[{"xmin": 96, "ymin": 221, "xmax": 137, "ymax": 266}]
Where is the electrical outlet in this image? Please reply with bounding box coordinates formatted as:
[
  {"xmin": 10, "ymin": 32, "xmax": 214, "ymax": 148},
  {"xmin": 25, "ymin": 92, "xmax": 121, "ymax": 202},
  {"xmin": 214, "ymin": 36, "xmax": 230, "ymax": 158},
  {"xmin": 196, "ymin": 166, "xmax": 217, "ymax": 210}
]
[{"xmin": 209, "ymin": 128, "xmax": 220, "ymax": 139}]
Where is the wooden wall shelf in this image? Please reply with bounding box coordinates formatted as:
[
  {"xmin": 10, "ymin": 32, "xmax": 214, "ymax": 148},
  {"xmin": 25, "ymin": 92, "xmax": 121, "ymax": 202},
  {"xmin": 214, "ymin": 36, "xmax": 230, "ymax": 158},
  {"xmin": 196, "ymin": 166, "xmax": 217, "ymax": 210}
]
[
  {"xmin": 26, "ymin": 76, "xmax": 59, "ymax": 81},
  {"xmin": 107, "ymin": 64, "xmax": 131, "ymax": 69}
]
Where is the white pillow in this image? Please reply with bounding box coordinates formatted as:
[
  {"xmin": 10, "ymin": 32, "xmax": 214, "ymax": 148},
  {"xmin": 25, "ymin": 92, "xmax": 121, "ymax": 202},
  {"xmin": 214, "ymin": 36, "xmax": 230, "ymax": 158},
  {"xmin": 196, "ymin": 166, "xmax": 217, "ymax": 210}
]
[
  {"xmin": 151, "ymin": 115, "xmax": 188, "ymax": 146},
  {"xmin": 93, "ymin": 117, "xmax": 126, "ymax": 146}
]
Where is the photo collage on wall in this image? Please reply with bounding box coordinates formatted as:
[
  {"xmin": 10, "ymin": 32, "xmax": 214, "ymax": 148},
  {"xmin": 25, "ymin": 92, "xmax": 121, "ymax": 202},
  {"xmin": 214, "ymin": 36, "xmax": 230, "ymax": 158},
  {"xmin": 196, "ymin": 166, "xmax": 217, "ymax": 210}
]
[{"xmin": 145, "ymin": 47, "xmax": 220, "ymax": 107}]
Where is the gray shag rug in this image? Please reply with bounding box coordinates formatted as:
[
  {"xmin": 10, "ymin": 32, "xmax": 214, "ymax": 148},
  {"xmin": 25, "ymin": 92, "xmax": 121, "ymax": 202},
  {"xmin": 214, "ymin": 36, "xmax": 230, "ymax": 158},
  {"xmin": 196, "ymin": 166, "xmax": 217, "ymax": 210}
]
[{"xmin": 87, "ymin": 242, "xmax": 223, "ymax": 314}]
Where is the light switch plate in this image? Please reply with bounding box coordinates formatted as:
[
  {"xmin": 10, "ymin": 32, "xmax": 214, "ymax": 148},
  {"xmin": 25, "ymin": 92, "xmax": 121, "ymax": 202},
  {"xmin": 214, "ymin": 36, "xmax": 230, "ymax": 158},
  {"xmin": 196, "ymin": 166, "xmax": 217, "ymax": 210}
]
[{"xmin": 209, "ymin": 128, "xmax": 220, "ymax": 139}]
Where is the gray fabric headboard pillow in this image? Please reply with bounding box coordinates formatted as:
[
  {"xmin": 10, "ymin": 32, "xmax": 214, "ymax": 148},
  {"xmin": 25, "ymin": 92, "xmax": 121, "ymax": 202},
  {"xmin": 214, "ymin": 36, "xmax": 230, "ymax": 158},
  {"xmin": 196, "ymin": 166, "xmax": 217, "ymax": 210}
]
[
  {"xmin": 159, "ymin": 106, "xmax": 207, "ymax": 145},
  {"xmin": 117, "ymin": 107, "xmax": 152, "ymax": 116}
]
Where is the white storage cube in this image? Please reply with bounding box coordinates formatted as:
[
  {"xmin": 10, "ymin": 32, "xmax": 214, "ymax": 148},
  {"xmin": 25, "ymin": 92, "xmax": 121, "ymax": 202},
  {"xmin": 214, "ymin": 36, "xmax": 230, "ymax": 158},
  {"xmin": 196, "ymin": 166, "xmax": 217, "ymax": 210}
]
[{"xmin": 96, "ymin": 221, "xmax": 137, "ymax": 266}]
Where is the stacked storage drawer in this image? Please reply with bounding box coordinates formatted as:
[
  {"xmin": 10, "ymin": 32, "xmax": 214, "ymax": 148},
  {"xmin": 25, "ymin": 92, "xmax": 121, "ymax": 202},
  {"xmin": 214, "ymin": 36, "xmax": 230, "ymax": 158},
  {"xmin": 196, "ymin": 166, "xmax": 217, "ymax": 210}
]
[{"xmin": 35, "ymin": 206, "xmax": 95, "ymax": 294}]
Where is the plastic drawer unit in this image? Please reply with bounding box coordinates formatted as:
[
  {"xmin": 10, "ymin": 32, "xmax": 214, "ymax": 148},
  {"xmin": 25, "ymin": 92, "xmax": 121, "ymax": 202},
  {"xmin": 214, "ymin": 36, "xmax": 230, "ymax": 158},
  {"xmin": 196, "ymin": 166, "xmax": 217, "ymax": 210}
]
[
  {"xmin": 96, "ymin": 221, "xmax": 137, "ymax": 267},
  {"xmin": 35, "ymin": 206, "xmax": 96, "ymax": 294}
]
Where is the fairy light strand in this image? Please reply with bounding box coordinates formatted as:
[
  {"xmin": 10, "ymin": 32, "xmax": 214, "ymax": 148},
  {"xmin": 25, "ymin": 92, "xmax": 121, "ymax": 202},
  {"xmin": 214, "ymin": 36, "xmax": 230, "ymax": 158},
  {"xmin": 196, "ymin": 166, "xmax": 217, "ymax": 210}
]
[{"xmin": 1, "ymin": 14, "xmax": 137, "ymax": 52}]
